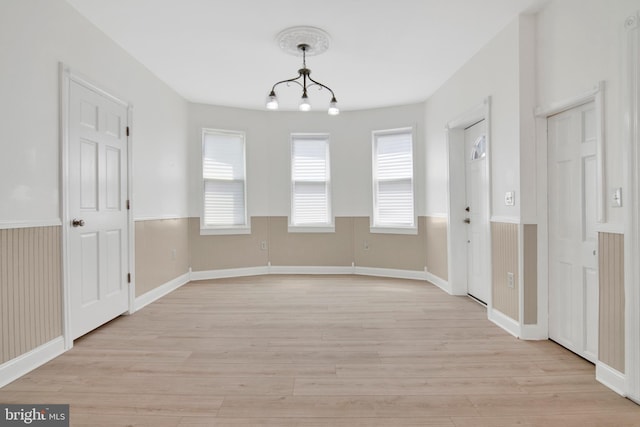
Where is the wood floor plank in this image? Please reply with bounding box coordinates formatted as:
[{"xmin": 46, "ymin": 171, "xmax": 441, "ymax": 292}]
[
  {"xmin": 126, "ymin": 361, "xmax": 337, "ymax": 378},
  {"xmin": 335, "ymin": 361, "xmax": 552, "ymax": 378},
  {"xmin": 468, "ymin": 391, "xmax": 640, "ymax": 416},
  {"xmin": 216, "ymin": 395, "xmax": 480, "ymax": 418},
  {"xmin": 178, "ymin": 416, "xmax": 455, "ymax": 426},
  {"xmin": 293, "ymin": 377, "xmax": 524, "ymax": 396},
  {"xmin": 1, "ymin": 274, "xmax": 638, "ymax": 426},
  {"xmin": 513, "ymin": 374, "xmax": 611, "ymax": 393},
  {"xmin": 71, "ymin": 414, "xmax": 182, "ymax": 427},
  {"xmin": 451, "ymin": 413, "xmax": 640, "ymax": 427}
]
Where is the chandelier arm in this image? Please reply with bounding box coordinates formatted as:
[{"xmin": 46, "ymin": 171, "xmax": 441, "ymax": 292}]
[
  {"xmin": 306, "ymin": 75, "xmax": 337, "ymax": 100},
  {"xmin": 270, "ymin": 73, "xmax": 304, "ymax": 93}
]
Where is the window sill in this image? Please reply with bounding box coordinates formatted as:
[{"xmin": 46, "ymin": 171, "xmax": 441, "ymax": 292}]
[
  {"xmin": 369, "ymin": 226, "xmax": 418, "ymax": 235},
  {"xmin": 288, "ymin": 224, "xmax": 336, "ymax": 233},
  {"xmin": 200, "ymin": 226, "xmax": 251, "ymax": 236}
]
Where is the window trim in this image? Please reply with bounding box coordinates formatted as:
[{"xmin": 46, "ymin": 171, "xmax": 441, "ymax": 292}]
[
  {"xmin": 371, "ymin": 126, "xmax": 417, "ymax": 233},
  {"xmin": 289, "ymin": 133, "xmax": 334, "ymax": 232},
  {"xmin": 200, "ymin": 128, "xmax": 249, "ymax": 235}
]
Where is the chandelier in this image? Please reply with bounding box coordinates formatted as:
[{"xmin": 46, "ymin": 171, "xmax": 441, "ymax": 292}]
[{"xmin": 265, "ymin": 27, "xmax": 339, "ymax": 115}]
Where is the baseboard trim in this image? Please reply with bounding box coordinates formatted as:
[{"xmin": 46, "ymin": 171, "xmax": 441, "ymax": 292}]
[
  {"xmin": 425, "ymin": 271, "xmax": 450, "ymax": 294},
  {"xmin": 354, "ymin": 266, "xmax": 427, "ymax": 281},
  {"xmin": 489, "ymin": 308, "xmax": 520, "ymax": 338},
  {"xmin": 190, "ymin": 266, "xmax": 270, "ymax": 281},
  {"xmin": 190, "ymin": 265, "xmax": 432, "ymax": 282},
  {"xmin": 268, "ymin": 265, "xmax": 355, "ymax": 275},
  {"xmin": 0, "ymin": 337, "xmax": 65, "ymax": 388},
  {"xmin": 596, "ymin": 362, "xmax": 626, "ymax": 396},
  {"xmin": 520, "ymin": 323, "xmax": 548, "ymax": 340},
  {"xmin": 134, "ymin": 272, "xmax": 191, "ymax": 312}
]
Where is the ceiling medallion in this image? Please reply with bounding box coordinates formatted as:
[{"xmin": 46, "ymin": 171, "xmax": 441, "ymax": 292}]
[{"xmin": 276, "ymin": 26, "xmax": 331, "ymax": 57}]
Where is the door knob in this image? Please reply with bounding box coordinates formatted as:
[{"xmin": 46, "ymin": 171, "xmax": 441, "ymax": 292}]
[
  {"xmin": 463, "ymin": 218, "xmax": 471, "ymax": 224},
  {"xmin": 71, "ymin": 219, "xmax": 85, "ymax": 227}
]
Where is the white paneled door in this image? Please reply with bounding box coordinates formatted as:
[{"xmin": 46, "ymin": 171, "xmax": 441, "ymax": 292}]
[
  {"xmin": 464, "ymin": 120, "xmax": 489, "ymax": 304},
  {"xmin": 548, "ymin": 102, "xmax": 599, "ymax": 363},
  {"xmin": 68, "ymin": 80, "xmax": 129, "ymax": 340}
]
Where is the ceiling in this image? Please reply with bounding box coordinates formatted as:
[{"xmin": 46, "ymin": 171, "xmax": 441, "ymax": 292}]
[{"xmin": 66, "ymin": 0, "xmax": 547, "ymax": 112}]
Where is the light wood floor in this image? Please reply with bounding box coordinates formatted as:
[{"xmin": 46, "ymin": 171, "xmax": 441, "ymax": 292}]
[{"xmin": 1, "ymin": 275, "xmax": 639, "ymax": 426}]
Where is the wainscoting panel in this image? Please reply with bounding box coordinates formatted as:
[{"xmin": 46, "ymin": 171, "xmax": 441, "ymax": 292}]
[
  {"xmin": 491, "ymin": 222, "xmax": 519, "ymax": 321},
  {"xmin": 0, "ymin": 226, "xmax": 62, "ymax": 364},
  {"xmin": 354, "ymin": 217, "xmax": 427, "ymax": 272},
  {"xmin": 523, "ymin": 224, "xmax": 537, "ymax": 325},
  {"xmin": 189, "ymin": 217, "xmax": 269, "ymax": 272},
  {"xmin": 598, "ymin": 232, "xmax": 625, "ymax": 373},
  {"xmin": 425, "ymin": 216, "xmax": 448, "ymax": 281},
  {"xmin": 135, "ymin": 218, "xmax": 190, "ymax": 297},
  {"xmin": 189, "ymin": 216, "xmax": 444, "ymax": 280},
  {"xmin": 268, "ymin": 217, "xmax": 354, "ymax": 267}
]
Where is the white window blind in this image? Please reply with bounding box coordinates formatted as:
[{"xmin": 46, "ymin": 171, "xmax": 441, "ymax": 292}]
[
  {"xmin": 372, "ymin": 129, "xmax": 415, "ymax": 227},
  {"xmin": 291, "ymin": 135, "xmax": 331, "ymax": 225},
  {"xmin": 202, "ymin": 129, "xmax": 247, "ymax": 228}
]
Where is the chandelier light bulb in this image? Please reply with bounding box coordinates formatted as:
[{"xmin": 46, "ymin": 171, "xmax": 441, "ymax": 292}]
[
  {"xmin": 328, "ymin": 97, "xmax": 339, "ymax": 116},
  {"xmin": 299, "ymin": 95, "xmax": 311, "ymax": 112},
  {"xmin": 266, "ymin": 91, "xmax": 279, "ymax": 110}
]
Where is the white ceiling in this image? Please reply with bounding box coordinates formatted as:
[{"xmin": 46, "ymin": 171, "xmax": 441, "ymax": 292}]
[{"xmin": 66, "ymin": 0, "xmax": 547, "ymax": 112}]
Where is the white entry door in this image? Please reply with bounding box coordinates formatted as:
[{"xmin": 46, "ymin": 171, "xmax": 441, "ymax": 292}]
[
  {"xmin": 548, "ymin": 102, "xmax": 599, "ymax": 363},
  {"xmin": 68, "ymin": 80, "xmax": 130, "ymax": 340},
  {"xmin": 464, "ymin": 120, "xmax": 489, "ymax": 304}
]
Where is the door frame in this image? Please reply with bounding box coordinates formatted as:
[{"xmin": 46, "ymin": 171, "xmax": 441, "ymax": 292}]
[
  {"xmin": 446, "ymin": 97, "xmax": 492, "ymax": 305},
  {"xmin": 624, "ymin": 11, "xmax": 640, "ymax": 404},
  {"xmin": 59, "ymin": 63, "xmax": 135, "ymax": 350}
]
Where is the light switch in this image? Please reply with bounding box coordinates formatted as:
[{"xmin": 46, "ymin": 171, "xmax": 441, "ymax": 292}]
[
  {"xmin": 612, "ymin": 188, "xmax": 622, "ymax": 207},
  {"xmin": 504, "ymin": 191, "xmax": 515, "ymax": 206}
]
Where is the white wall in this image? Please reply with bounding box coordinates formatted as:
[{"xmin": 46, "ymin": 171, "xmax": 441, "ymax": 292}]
[
  {"xmin": 2, "ymin": 0, "xmax": 632, "ymax": 233},
  {"xmin": 0, "ymin": 0, "xmax": 189, "ymax": 224},
  {"xmin": 424, "ymin": 18, "xmax": 525, "ymax": 219},
  {"xmin": 188, "ymin": 103, "xmax": 426, "ymax": 220},
  {"xmin": 537, "ymin": 0, "xmax": 639, "ymax": 227}
]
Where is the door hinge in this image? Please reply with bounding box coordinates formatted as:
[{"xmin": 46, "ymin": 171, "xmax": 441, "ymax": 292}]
[
  {"xmin": 126, "ymin": 199, "xmax": 130, "ymax": 210},
  {"xmin": 126, "ymin": 126, "xmax": 130, "ymax": 136},
  {"xmin": 127, "ymin": 273, "xmax": 131, "ymax": 283}
]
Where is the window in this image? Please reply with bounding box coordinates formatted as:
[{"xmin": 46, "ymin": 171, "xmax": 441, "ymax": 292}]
[
  {"xmin": 372, "ymin": 128, "xmax": 415, "ymax": 230},
  {"xmin": 290, "ymin": 134, "xmax": 332, "ymax": 229},
  {"xmin": 470, "ymin": 134, "xmax": 486, "ymax": 160},
  {"xmin": 201, "ymin": 129, "xmax": 247, "ymax": 233}
]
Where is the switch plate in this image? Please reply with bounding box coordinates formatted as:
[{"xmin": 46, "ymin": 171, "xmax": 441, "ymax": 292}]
[
  {"xmin": 505, "ymin": 191, "xmax": 515, "ymax": 206},
  {"xmin": 612, "ymin": 187, "xmax": 622, "ymax": 207},
  {"xmin": 507, "ymin": 272, "xmax": 514, "ymax": 289}
]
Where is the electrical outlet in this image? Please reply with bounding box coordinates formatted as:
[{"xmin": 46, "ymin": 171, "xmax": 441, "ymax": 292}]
[
  {"xmin": 170, "ymin": 249, "xmax": 177, "ymax": 260},
  {"xmin": 260, "ymin": 241, "xmax": 267, "ymax": 250},
  {"xmin": 507, "ymin": 272, "xmax": 514, "ymax": 289},
  {"xmin": 363, "ymin": 240, "xmax": 370, "ymax": 251}
]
